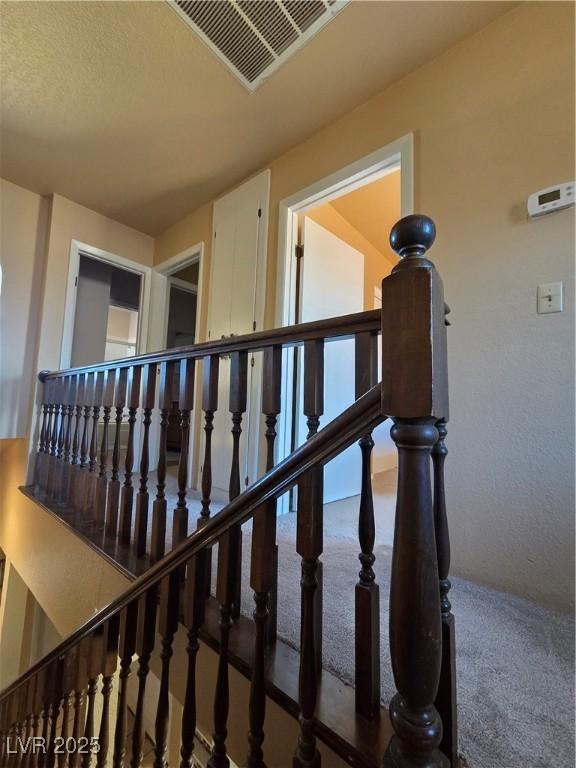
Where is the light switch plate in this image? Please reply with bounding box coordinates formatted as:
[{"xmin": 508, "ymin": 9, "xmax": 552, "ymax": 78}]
[{"xmin": 537, "ymin": 282, "xmax": 563, "ymax": 314}]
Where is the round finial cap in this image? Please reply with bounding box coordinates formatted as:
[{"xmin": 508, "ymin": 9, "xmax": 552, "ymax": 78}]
[{"xmin": 389, "ymin": 214, "xmax": 436, "ymax": 257}]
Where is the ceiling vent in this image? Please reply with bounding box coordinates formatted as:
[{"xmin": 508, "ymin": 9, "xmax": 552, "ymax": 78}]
[{"xmin": 168, "ymin": 0, "xmax": 349, "ymax": 91}]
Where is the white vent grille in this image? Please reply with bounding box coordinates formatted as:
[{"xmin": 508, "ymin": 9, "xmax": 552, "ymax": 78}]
[{"xmin": 168, "ymin": 0, "xmax": 349, "ymax": 91}]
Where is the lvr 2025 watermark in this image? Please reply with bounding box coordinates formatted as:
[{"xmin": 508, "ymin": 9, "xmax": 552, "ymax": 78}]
[{"xmin": 4, "ymin": 736, "xmax": 100, "ymax": 755}]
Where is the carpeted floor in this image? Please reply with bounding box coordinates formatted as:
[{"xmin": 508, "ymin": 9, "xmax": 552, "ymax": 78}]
[{"xmin": 164, "ymin": 470, "xmax": 574, "ymax": 768}]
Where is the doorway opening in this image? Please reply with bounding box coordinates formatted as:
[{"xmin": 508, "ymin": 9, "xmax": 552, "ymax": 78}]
[
  {"xmin": 276, "ymin": 134, "xmax": 413, "ymax": 526},
  {"xmin": 165, "ymin": 263, "xmax": 199, "ymax": 467},
  {"xmin": 60, "ymin": 241, "xmax": 151, "ymax": 370}
]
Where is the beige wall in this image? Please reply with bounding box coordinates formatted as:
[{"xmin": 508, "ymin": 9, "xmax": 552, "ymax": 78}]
[
  {"xmin": 37, "ymin": 192, "xmax": 154, "ymax": 374},
  {"xmin": 154, "ymin": 2, "xmax": 575, "ymax": 610},
  {"xmin": 0, "ymin": 180, "xmax": 50, "ymax": 439}
]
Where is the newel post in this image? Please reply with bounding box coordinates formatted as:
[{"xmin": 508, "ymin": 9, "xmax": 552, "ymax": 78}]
[{"xmin": 381, "ymin": 215, "xmax": 450, "ymax": 768}]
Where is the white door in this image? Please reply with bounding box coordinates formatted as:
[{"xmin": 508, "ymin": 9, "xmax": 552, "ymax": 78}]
[
  {"xmin": 207, "ymin": 171, "xmax": 270, "ymax": 497},
  {"xmin": 297, "ymin": 217, "xmax": 364, "ymax": 503}
]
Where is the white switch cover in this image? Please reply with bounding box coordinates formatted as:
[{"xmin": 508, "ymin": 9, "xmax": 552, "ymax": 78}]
[{"xmin": 537, "ymin": 282, "xmax": 563, "ymax": 314}]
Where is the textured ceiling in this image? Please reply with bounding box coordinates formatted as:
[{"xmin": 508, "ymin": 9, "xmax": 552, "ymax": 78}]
[{"xmin": 0, "ymin": 1, "xmax": 515, "ymax": 235}]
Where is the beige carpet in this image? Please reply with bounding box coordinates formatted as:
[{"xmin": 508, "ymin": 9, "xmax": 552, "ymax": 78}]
[{"xmin": 164, "ymin": 470, "xmax": 574, "ymax": 768}]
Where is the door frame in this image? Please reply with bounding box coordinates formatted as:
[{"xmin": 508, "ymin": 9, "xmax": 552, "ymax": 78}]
[
  {"xmin": 60, "ymin": 240, "xmax": 152, "ymax": 370},
  {"xmin": 148, "ymin": 242, "xmax": 205, "ymax": 484},
  {"xmin": 274, "ymin": 134, "xmax": 414, "ymax": 509}
]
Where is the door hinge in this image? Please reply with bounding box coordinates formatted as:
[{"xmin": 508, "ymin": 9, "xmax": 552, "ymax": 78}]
[
  {"xmin": 258, "ymin": 208, "xmax": 262, "ymax": 218},
  {"xmin": 295, "ymin": 244, "xmax": 304, "ymax": 259},
  {"xmin": 252, "ymin": 320, "xmax": 256, "ymax": 331},
  {"xmin": 245, "ymin": 475, "xmax": 249, "ymax": 487},
  {"xmin": 75, "ymin": 275, "xmax": 78, "ymax": 287},
  {"xmin": 250, "ymin": 357, "xmax": 255, "ymax": 367}
]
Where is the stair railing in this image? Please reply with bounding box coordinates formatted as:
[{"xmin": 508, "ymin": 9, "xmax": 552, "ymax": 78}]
[{"xmin": 1, "ymin": 215, "xmax": 456, "ymax": 768}]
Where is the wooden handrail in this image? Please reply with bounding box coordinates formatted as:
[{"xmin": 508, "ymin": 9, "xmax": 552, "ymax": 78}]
[
  {"xmin": 0, "ymin": 384, "xmax": 384, "ymax": 702},
  {"xmin": 39, "ymin": 309, "xmax": 381, "ymax": 380}
]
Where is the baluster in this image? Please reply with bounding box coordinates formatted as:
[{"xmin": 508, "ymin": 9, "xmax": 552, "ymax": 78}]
[
  {"xmin": 113, "ymin": 601, "xmax": 138, "ymax": 768},
  {"xmin": 17, "ymin": 682, "xmax": 31, "ymax": 768},
  {"xmin": 382, "ymin": 215, "xmax": 448, "ymax": 768},
  {"xmin": 179, "ymin": 552, "xmax": 207, "ymax": 768},
  {"xmin": 75, "ymin": 373, "xmax": 93, "ymax": 515},
  {"xmin": 200, "ymin": 354, "xmax": 219, "ymax": 597},
  {"xmin": 120, "ymin": 367, "xmax": 142, "ymax": 546},
  {"xmin": 42, "ymin": 380, "xmax": 55, "ymax": 497},
  {"xmin": 244, "ymin": 346, "xmax": 282, "ymax": 768},
  {"xmin": 228, "ymin": 350, "xmax": 247, "ymax": 620},
  {"xmin": 153, "ymin": 571, "xmax": 180, "ymax": 768},
  {"xmin": 34, "ymin": 377, "xmax": 50, "ymax": 489},
  {"xmin": 59, "ymin": 377, "xmax": 76, "ymax": 506},
  {"xmin": 48, "ymin": 379, "xmax": 63, "ymax": 499},
  {"xmin": 303, "ymin": 339, "xmax": 324, "ymax": 677},
  {"xmin": 173, "ymin": 359, "xmax": 195, "ymax": 549},
  {"xmin": 293, "ymin": 468, "xmax": 323, "ymax": 768},
  {"xmin": 106, "ymin": 368, "xmax": 128, "ymax": 541},
  {"xmin": 207, "ymin": 531, "xmax": 236, "ymax": 768},
  {"xmin": 26, "ymin": 674, "xmax": 42, "ymax": 768},
  {"xmin": 69, "ymin": 642, "xmax": 88, "ymax": 768},
  {"xmin": 134, "ymin": 364, "xmax": 157, "ymax": 559},
  {"xmin": 96, "ymin": 370, "xmax": 116, "ymax": 528},
  {"xmin": 130, "ymin": 588, "xmax": 157, "ymax": 768},
  {"xmin": 44, "ymin": 379, "xmax": 60, "ymax": 498},
  {"xmin": 46, "ymin": 657, "xmax": 64, "ymax": 768},
  {"xmin": 52, "ymin": 378, "xmax": 67, "ymax": 503},
  {"xmin": 68, "ymin": 375, "xmax": 82, "ymax": 507},
  {"xmin": 83, "ymin": 371, "xmax": 104, "ymax": 519},
  {"xmin": 354, "ymin": 332, "xmax": 380, "ymax": 719},
  {"xmin": 97, "ymin": 616, "xmax": 120, "ymax": 768},
  {"xmin": 39, "ymin": 665, "xmax": 52, "ymax": 768},
  {"xmin": 433, "ymin": 420, "xmax": 457, "ymax": 766},
  {"xmin": 261, "ymin": 346, "xmax": 281, "ymax": 645},
  {"xmin": 82, "ymin": 632, "xmax": 103, "ymax": 768},
  {"xmin": 57, "ymin": 651, "xmax": 75, "ymax": 768},
  {"xmin": 151, "ymin": 362, "xmax": 175, "ymax": 564}
]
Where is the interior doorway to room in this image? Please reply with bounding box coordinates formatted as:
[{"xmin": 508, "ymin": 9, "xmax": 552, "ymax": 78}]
[
  {"xmin": 276, "ymin": 135, "xmax": 413, "ymax": 516},
  {"xmin": 70, "ymin": 254, "xmax": 144, "ymax": 368},
  {"xmin": 164, "ymin": 263, "xmax": 199, "ymax": 466}
]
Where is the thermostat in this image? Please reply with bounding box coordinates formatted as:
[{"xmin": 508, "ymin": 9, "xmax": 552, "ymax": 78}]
[{"xmin": 528, "ymin": 182, "xmax": 574, "ymax": 219}]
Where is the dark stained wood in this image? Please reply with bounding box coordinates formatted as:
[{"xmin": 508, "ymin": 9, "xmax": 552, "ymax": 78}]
[
  {"xmin": 228, "ymin": 350, "xmax": 248, "ymax": 621},
  {"xmin": 120, "ymin": 366, "xmax": 142, "ymax": 546},
  {"xmin": 59, "ymin": 377, "xmax": 76, "ymax": 505},
  {"xmin": 69, "ymin": 374, "xmax": 84, "ymax": 506},
  {"xmin": 52, "ymin": 378, "xmax": 67, "ymax": 504},
  {"xmin": 259, "ymin": 345, "xmax": 282, "ymax": 645},
  {"xmin": 382, "ymin": 214, "xmax": 448, "ymax": 420},
  {"xmin": 106, "ymin": 368, "xmax": 128, "ymax": 540},
  {"xmin": 43, "ymin": 310, "xmax": 381, "ymax": 381},
  {"xmin": 153, "ymin": 571, "xmax": 180, "ymax": 768},
  {"xmin": 293, "ymin": 469, "xmax": 322, "ymax": 768},
  {"xmin": 69, "ymin": 641, "xmax": 88, "ymax": 768},
  {"xmin": 354, "ymin": 332, "xmax": 380, "ymax": 720},
  {"xmin": 381, "ymin": 214, "xmax": 450, "ymax": 768},
  {"xmin": 130, "ymin": 589, "xmax": 157, "ymax": 768},
  {"xmin": 96, "ymin": 369, "xmax": 116, "ymax": 528},
  {"xmin": 200, "ymin": 355, "xmax": 220, "ymax": 597},
  {"xmin": 151, "ymin": 362, "xmax": 175, "ymax": 564},
  {"xmin": 432, "ymin": 420, "xmax": 458, "ymax": 767},
  {"xmin": 173, "ymin": 359, "xmax": 195, "ymax": 549},
  {"xmin": 46, "ymin": 379, "xmax": 60, "ymax": 500},
  {"xmin": 383, "ymin": 420, "xmax": 447, "ymax": 768},
  {"xmin": 75, "ymin": 372, "xmax": 93, "ymax": 514},
  {"xmin": 302, "ymin": 340, "xmax": 324, "ymax": 678},
  {"xmin": 134, "ymin": 364, "xmax": 157, "ymax": 558},
  {"xmin": 113, "ymin": 601, "xmax": 138, "ymax": 768},
  {"xmin": 97, "ymin": 616, "xmax": 120, "ymax": 768},
  {"xmin": 34, "ymin": 385, "xmax": 50, "ymax": 490},
  {"xmin": 82, "ymin": 632, "xmax": 103, "ymax": 768},
  {"xmin": 179, "ymin": 552, "xmax": 207, "ymax": 768},
  {"xmin": 83, "ymin": 371, "xmax": 104, "ymax": 517}
]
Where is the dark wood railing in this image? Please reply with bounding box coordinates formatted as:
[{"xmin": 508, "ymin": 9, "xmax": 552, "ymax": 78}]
[{"xmin": 0, "ymin": 215, "xmax": 456, "ymax": 768}]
